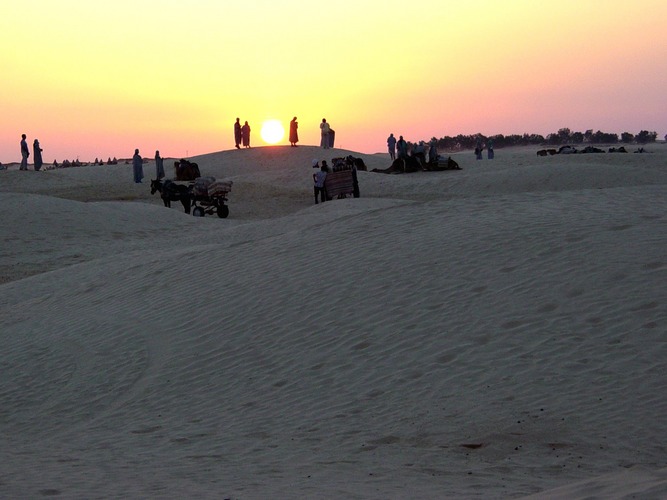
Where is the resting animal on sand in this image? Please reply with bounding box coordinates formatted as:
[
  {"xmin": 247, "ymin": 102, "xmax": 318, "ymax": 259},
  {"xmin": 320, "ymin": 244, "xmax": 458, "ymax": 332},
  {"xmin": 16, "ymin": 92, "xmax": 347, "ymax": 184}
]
[
  {"xmin": 536, "ymin": 149, "xmax": 558, "ymax": 156},
  {"xmin": 372, "ymin": 155, "xmax": 460, "ymax": 174}
]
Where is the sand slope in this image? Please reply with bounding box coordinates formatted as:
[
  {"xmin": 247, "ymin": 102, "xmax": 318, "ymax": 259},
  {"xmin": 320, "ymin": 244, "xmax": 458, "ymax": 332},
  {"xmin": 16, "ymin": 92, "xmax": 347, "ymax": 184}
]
[{"xmin": 1, "ymin": 145, "xmax": 666, "ymax": 498}]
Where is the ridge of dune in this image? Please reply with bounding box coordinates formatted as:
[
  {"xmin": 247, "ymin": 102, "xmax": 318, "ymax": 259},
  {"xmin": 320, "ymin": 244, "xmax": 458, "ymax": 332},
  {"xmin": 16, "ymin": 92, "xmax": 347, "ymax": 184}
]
[{"xmin": 1, "ymin": 144, "xmax": 666, "ymax": 498}]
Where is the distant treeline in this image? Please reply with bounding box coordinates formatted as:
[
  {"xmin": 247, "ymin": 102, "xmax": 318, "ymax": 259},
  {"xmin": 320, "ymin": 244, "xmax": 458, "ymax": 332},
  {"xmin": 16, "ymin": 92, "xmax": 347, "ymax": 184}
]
[{"xmin": 420, "ymin": 128, "xmax": 660, "ymax": 152}]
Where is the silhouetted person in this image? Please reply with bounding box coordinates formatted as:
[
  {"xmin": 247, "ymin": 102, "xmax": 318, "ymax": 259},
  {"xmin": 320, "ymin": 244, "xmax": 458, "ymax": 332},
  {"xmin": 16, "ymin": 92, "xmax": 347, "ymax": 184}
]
[
  {"xmin": 155, "ymin": 150, "xmax": 165, "ymax": 179},
  {"xmin": 242, "ymin": 121, "xmax": 251, "ymax": 148},
  {"xmin": 428, "ymin": 141, "xmax": 439, "ymax": 164},
  {"xmin": 313, "ymin": 162, "xmax": 329, "ymax": 203},
  {"xmin": 234, "ymin": 118, "xmax": 242, "ymax": 149},
  {"xmin": 33, "ymin": 139, "xmax": 43, "ymax": 171},
  {"xmin": 396, "ymin": 135, "xmax": 407, "ymax": 159},
  {"xmin": 132, "ymin": 148, "xmax": 143, "ymax": 183},
  {"xmin": 413, "ymin": 140, "xmax": 426, "ymax": 165},
  {"xmin": 387, "ymin": 133, "xmax": 397, "ymax": 160},
  {"xmin": 289, "ymin": 117, "xmax": 299, "ymax": 146},
  {"xmin": 20, "ymin": 134, "xmax": 29, "ymax": 170},
  {"xmin": 320, "ymin": 118, "xmax": 331, "ymax": 149},
  {"xmin": 475, "ymin": 139, "xmax": 483, "ymax": 160}
]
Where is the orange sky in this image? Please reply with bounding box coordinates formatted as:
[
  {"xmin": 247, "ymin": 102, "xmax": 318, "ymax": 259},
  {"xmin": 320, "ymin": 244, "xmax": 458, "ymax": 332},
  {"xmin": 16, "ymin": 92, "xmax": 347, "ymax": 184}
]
[{"xmin": 2, "ymin": 0, "xmax": 666, "ymax": 163}]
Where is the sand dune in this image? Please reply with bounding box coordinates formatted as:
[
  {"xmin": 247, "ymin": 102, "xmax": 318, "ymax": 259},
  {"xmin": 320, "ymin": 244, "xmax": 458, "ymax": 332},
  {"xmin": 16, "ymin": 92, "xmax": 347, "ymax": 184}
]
[{"xmin": 1, "ymin": 144, "xmax": 666, "ymax": 498}]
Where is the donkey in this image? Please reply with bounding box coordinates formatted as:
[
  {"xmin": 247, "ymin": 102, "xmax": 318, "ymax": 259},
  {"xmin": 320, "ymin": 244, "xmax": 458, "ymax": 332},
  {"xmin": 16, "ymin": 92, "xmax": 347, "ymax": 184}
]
[{"xmin": 150, "ymin": 179, "xmax": 191, "ymax": 213}]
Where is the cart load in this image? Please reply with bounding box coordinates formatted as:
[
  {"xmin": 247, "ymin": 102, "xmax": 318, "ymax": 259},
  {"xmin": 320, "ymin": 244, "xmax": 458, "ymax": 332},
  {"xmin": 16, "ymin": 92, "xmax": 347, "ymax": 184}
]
[{"xmin": 191, "ymin": 176, "xmax": 233, "ymax": 218}]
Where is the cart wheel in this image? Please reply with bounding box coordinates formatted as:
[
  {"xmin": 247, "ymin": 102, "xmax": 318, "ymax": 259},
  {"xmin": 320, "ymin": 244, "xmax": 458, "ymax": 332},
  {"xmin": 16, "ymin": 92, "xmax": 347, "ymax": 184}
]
[
  {"xmin": 217, "ymin": 204, "xmax": 229, "ymax": 218},
  {"xmin": 192, "ymin": 207, "xmax": 205, "ymax": 217}
]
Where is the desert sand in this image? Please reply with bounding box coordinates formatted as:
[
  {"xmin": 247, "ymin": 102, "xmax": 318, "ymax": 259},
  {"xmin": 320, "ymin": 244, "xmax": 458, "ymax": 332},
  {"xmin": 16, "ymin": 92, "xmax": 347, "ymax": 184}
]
[{"xmin": 1, "ymin": 144, "xmax": 666, "ymax": 499}]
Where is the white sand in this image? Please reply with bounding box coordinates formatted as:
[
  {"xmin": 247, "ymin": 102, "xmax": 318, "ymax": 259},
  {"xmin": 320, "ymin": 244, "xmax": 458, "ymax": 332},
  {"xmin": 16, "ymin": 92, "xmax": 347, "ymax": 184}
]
[{"xmin": 1, "ymin": 144, "xmax": 666, "ymax": 498}]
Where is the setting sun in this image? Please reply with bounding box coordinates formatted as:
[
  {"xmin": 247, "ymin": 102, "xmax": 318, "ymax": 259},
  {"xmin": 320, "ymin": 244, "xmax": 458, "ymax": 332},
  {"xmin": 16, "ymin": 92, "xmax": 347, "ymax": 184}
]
[{"xmin": 260, "ymin": 120, "xmax": 285, "ymax": 145}]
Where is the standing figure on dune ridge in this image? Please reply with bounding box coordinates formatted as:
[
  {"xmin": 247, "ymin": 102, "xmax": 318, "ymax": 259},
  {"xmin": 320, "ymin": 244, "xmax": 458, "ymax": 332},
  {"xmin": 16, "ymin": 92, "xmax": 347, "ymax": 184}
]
[
  {"xmin": 234, "ymin": 118, "xmax": 242, "ymax": 149},
  {"xmin": 289, "ymin": 116, "xmax": 299, "ymax": 147},
  {"xmin": 242, "ymin": 121, "xmax": 251, "ymax": 148},
  {"xmin": 155, "ymin": 150, "xmax": 165, "ymax": 179},
  {"xmin": 487, "ymin": 138, "xmax": 494, "ymax": 159},
  {"xmin": 387, "ymin": 133, "xmax": 397, "ymax": 160},
  {"xmin": 320, "ymin": 118, "xmax": 331, "ymax": 149},
  {"xmin": 33, "ymin": 139, "xmax": 43, "ymax": 171},
  {"xmin": 20, "ymin": 134, "xmax": 29, "ymax": 170},
  {"xmin": 132, "ymin": 148, "xmax": 143, "ymax": 183}
]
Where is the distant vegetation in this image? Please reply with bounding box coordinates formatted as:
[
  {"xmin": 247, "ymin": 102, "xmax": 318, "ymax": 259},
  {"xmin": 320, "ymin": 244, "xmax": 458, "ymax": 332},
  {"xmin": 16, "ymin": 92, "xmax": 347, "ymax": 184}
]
[{"xmin": 419, "ymin": 128, "xmax": 660, "ymax": 152}]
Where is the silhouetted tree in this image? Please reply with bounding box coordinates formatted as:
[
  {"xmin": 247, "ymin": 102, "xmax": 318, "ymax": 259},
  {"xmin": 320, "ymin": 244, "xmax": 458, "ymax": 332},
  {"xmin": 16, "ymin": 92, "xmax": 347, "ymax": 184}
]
[
  {"xmin": 420, "ymin": 127, "xmax": 658, "ymax": 151},
  {"xmin": 571, "ymin": 131, "xmax": 584, "ymax": 144},
  {"xmin": 621, "ymin": 132, "xmax": 634, "ymax": 143},
  {"xmin": 558, "ymin": 128, "xmax": 571, "ymax": 143},
  {"xmin": 635, "ymin": 130, "xmax": 657, "ymax": 143},
  {"xmin": 584, "ymin": 129, "xmax": 593, "ymax": 142}
]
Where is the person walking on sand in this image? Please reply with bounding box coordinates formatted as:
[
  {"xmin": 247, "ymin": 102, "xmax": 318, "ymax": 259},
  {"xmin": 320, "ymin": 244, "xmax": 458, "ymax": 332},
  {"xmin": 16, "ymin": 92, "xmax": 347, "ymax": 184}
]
[
  {"xmin": 33, "ymin": 139, "xmax": 43, "ymax": 171},
  {"xmin": 132, "ymin": 148, "xmax": 143, "ymax": 183},
  {"xmin": 289, "ymin": 116, "xmax": 299, "ymax": 147},
  {"xmin": 320, "ymin": 118, "xmax": 331, "ymax": 149},
  {"xmin": 234, "ymin": 118, "xmax": 242, "ymax": 149},
  {"xmin": 155, "ymin": 150, "xmax": 165, "ymax": 179},
  {"xmin": 241, "ymin": 121, "xmax": 251, "ymax": 148},
  {"xmin": 387, "ymin": 133, "xmax": 397, "ymax": 160},
  {"xmin": 20, "ymin": 134, "xmax": 29, "ymax": 170}
]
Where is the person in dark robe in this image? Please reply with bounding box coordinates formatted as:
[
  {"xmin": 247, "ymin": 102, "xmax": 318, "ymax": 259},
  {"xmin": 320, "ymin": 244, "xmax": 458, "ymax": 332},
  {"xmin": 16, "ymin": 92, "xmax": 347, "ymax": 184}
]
[
  {"xmin": 396, "ymin": 135, "xmax": 408, "ymax": 159},
  {"xmin": 475, "ymin": 139, "xmax": 484, "ymax": 160},
  {"xmin": 241, "ymin": 121, "xmax": 251, "ymax": 148},
  {"xmin": 234, "ymin": 118, "xmax": 242, "ymax": 149},
  {"xmin": 33, "ymin": 139, "xmax": 43, "ymax": 171},
  {"xmin": 20, "ymin": 134, "xmax": 29, "ymax": 170},
  {"xmin": 155, "ymin": 150, "xmax": 165, "ymax": 179},
  {"xmin": 132, "ymin": 148, "xmax": 143, "ymax": 183},
  {"xmin": 289, "ymin": 117, "xmax": 299, "ymax": 146}
]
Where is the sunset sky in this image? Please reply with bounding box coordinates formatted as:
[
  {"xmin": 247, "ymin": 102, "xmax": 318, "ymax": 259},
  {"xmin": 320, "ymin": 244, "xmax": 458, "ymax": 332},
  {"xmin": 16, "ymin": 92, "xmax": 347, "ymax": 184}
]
[{"xmin": 2, "ymin": 0, "xmax": 666, "ymax": 163}]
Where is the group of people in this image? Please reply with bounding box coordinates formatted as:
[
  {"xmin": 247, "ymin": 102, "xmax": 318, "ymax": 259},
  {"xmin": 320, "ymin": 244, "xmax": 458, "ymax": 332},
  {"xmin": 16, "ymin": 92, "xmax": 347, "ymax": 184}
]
[
  {"xmin": 387, "ymin": 133, "xmax": 447, "ymax": 164},
  {"xmin": 475, "ymin": 139, "xmax": 494, "ymax": 160},
  {"xmin": 132, "ymin": 149, "xmax": 166, "ymax": 183},
  {"xmin": 18, "ymin": 134, "xmax": 44, "ymax": 171},
  {"xmin": 386, "ymin": 133, "xmax": 403, "ymax": 160},
  {"xmin": 229, "ymin": 116, "xmax": 335, "ymax": 149},
  {"xmin": 233, "ymin": 118, "xmax": 252, "ymax": 149},
  {"xmin": 388, "ymin": 133, "xmax": 492, "ymax": 163},
  {"xmin": 232, "ymin": 116, "xmax": 328, "ymax": 149},
  {"xmin": 93, "ymin": 157, "xmax": 119, "ymax": 166}
]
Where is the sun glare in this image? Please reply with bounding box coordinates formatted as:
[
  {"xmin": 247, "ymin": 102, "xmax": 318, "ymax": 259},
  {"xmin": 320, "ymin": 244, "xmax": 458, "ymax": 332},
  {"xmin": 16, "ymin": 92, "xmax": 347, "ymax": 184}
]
[{"xmin": 260, "ymin": 119, "xmax": 285, "ymax": 145}]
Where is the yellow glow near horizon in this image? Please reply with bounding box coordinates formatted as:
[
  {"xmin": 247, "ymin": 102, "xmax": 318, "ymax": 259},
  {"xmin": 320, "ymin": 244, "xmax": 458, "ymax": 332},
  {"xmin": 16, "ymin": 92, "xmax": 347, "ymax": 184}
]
[
  {"xmin": 1, "ymin": 0, "xmax": 666, "ymax": 162},
  {"xmin": 260, "ymin": 120, "xmax": 285, "ymax": 145}
]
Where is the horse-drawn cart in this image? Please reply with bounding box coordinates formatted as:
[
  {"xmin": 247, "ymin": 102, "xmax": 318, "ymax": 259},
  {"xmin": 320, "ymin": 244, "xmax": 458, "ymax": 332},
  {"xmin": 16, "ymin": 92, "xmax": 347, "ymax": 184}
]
[
  {"xmin": 190, "ymin": 177, "xmax": 233, "ymax": 218},
  {"xmin": 150, "ymin": 176, "xmax": 232, "ymax": 218}
]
